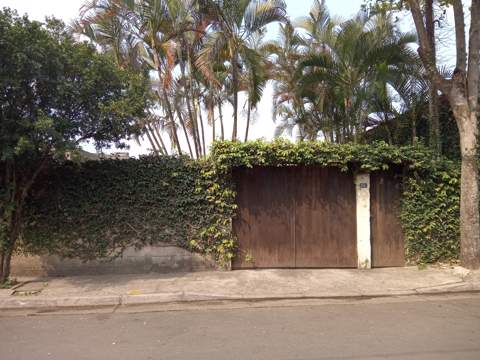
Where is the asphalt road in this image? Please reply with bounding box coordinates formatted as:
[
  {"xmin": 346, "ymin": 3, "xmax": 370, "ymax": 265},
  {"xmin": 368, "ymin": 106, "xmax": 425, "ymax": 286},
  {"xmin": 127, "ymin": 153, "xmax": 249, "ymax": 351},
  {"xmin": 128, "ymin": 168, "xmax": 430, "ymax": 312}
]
[{"xmin": 1, "ymin": 295, "xmax": 480, "ymax": 360}]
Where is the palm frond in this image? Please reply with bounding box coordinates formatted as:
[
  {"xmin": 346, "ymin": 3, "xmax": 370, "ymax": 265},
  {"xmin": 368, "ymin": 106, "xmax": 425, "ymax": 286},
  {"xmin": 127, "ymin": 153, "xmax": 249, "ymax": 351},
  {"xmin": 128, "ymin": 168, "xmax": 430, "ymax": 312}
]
[{"xmin": 244, "ymin": 0, "xmax": 287, "ymax": 33}]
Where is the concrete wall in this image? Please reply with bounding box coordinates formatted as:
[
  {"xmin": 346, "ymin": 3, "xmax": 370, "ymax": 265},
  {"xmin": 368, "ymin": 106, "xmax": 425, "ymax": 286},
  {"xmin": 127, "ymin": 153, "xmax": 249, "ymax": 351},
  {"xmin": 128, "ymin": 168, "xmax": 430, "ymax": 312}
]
[
  {"xmin": 11, "ymin": 245, "xmax": 215, "ymax": 277},
  {"xmin": 355, "ymin": 173, "xmax": 371, "ymax": 269}
]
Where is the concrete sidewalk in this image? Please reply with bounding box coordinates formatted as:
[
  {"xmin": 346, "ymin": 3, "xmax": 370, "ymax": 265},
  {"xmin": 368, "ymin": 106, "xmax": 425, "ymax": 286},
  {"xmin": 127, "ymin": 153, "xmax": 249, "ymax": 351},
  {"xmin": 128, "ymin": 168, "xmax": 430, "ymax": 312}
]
[{"xmin": 1, "ymin": 266, "xmax": 479, "ymax": 311}]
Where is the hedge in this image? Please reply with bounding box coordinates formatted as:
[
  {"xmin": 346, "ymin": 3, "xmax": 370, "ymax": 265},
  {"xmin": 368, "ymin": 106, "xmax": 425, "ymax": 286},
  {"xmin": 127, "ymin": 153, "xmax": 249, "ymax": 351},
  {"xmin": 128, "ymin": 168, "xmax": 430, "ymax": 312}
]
[{"xmin": 22, "ymin": 140, "xmax": 461, "ymax": 266}]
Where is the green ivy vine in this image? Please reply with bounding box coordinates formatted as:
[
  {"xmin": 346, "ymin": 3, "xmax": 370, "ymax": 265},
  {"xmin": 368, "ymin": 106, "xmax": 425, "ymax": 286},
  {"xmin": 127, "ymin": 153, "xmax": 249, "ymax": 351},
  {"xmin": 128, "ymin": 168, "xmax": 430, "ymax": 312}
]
[
  {"xmin": 23, "ymin": 139, "xmax": 461, "ymax": 267},
  {"xmin": 204, "ymin": 139, "xmax": 460, "ymax": 265}
]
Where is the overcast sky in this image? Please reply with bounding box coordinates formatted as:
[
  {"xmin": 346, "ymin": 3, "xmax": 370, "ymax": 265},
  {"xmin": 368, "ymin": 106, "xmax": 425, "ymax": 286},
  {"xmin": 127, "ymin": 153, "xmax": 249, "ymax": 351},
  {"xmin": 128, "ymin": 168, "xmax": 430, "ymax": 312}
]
[{"xmin": 0, "ymin": 0, "xmax": 448, "ymax": 156}]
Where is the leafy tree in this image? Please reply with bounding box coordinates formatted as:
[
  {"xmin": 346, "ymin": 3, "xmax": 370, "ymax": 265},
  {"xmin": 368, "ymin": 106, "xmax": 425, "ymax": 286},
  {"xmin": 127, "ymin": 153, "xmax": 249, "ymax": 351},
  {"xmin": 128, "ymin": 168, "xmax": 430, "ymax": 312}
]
[
  {"xmin": 365, "ymin": 0, "xmax": 480, "ymax": 269},
  {"xmin": 0, "ymin": 9, "xmax": 151, "ymax": 282},
  {"xmin": 410, "ymin": 0, "xmax": 480, "ymax": 269}
]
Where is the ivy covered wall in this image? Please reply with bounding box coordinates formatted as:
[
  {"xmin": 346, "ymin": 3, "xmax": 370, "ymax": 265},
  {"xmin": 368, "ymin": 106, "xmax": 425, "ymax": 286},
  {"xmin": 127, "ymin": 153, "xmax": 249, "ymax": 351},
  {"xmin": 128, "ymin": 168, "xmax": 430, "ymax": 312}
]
[
  {"xmin": 22, "ymin": 140, "xmax": 460, "ymax": 266},
  {"xmin": 23, "ymin": 156, "xmax": 214, "ymax": 261}
]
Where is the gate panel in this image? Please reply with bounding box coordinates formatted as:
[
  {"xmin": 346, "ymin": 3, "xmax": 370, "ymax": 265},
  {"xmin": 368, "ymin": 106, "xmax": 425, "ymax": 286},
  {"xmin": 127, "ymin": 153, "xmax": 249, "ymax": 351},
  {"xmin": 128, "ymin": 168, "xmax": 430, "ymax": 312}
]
[
  {"xmin": 370, "ymin": 171, "xmax": 405, "ymax": 267},
  {"xmin": 295, "ymin": 167, "xmax": 357, "ymax": 267},
  {"xmin": 232, "ymin": 167, "xmax": 295, "ymax": 269}
]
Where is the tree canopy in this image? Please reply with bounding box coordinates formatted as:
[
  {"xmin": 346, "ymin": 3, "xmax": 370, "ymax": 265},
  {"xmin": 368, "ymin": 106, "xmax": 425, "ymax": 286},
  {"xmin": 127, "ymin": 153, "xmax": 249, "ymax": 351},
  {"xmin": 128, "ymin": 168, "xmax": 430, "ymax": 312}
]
[{"xmin": 0, "ymin": 9, "xmax": 151, "ymax": 281}]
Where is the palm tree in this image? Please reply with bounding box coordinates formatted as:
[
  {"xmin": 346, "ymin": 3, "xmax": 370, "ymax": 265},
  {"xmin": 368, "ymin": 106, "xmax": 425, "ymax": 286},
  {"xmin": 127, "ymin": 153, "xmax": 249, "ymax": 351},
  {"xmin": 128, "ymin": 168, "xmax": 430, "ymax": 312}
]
[
  {"xmin": 77, "ymin": 0, "xmax": 210, "ymax": 155},
  {"xmin": 195, "ymin": 0, "xmax": 287, "ymax": 141},
  {"xmin": 74, "ymin": 0, "xmax": 174, "ymax": 154},
  {"xmin": 392, "ymin": 71, "xmax": 430, "ymax": 145},
  {"xmin": 298, "ymin": 5, "xmax": 417, "ymax": 142},
  {"xmin": 242, "ymin": 30, "xmax": 269, "ymax": 141},
  {"xmin": 265, "ymin": 22, "xmax": 306, "ymax": 139}
]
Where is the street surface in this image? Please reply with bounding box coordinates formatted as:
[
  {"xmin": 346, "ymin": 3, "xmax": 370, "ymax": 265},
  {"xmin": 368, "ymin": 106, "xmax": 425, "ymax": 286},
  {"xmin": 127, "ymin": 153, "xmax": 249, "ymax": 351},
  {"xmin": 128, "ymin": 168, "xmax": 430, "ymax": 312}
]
[{"xmin": 1, "ymin": 294, "xmax": 480, "ymax": 360}]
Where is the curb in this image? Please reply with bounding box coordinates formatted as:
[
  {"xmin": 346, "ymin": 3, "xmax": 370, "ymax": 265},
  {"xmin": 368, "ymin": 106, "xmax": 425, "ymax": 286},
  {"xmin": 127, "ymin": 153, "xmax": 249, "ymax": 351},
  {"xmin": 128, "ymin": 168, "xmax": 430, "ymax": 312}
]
[
  {"xmin": 1, "ymin": 283, "xmax": 479, "ymax": 312},
  {"xmin": 0, "ymin": 295, "xmax": 121, "ymax": 310}
]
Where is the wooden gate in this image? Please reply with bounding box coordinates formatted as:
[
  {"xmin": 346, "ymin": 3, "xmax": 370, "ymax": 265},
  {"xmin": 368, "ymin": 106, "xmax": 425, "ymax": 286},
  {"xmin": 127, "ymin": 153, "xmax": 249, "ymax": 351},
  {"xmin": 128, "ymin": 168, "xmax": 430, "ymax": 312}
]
[
  {"xmin": 232, "ymin": 166, "xmax": 357, "ymax": 269},
  {"xmin": 370, "ymin": 171, "xmax": 405, "ymax": 267}
]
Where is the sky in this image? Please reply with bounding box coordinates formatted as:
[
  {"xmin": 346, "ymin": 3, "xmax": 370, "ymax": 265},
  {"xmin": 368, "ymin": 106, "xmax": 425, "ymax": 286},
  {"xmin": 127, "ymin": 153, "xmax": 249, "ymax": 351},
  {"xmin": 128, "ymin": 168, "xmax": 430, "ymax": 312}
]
[{"xmin": 0, "ymin": 0, "xmax": 439, "ymax": 156}]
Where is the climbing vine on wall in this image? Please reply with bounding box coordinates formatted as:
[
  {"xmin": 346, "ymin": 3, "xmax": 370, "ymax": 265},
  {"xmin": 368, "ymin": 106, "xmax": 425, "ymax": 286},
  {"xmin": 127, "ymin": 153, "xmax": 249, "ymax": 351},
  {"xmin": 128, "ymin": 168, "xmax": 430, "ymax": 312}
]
[
  {"xmin": 23, "ymin": 156, "xmax": 213, "ymax": 261},
  {"xmin": 401, "ymin": 163, "xmax": 460, "ymax": 263},
  {"xmin": 22, "ymin": 140, "xmax": 461, "ymax": 267},
  {"xmin": 205, "ymin": 140, "xmax": 461, "ymax": 264}
]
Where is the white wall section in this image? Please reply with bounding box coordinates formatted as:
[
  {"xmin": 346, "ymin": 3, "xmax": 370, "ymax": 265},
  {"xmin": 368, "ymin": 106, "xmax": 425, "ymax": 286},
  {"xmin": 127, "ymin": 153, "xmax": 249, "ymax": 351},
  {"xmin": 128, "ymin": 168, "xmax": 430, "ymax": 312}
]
[{"xmin": 355, "ymin": 173, "xmax": 371, "ymax": 269}]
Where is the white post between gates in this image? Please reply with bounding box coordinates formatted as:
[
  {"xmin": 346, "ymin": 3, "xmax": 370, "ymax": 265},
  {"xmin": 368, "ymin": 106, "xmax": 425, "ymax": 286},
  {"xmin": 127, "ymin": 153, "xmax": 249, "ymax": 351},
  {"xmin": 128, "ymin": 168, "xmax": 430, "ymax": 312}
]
[{"xmin": 355, "ymin": 173, "xmax": 371, "ymax": 269}]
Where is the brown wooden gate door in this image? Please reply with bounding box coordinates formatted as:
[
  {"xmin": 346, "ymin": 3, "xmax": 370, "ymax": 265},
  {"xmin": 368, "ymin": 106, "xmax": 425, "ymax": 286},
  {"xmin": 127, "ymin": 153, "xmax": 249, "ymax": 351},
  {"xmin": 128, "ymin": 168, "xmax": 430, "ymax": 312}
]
[
  {"xmin": 232, "ymin": 167, "xmax": 295, "ymax": 268},
  {"xmin": 370, "ymin": 171, "xmax": 405, "ymax": 267},
  {"xmin": 232, "ymin": 166, "xmax": 357, "ymax": 269}
]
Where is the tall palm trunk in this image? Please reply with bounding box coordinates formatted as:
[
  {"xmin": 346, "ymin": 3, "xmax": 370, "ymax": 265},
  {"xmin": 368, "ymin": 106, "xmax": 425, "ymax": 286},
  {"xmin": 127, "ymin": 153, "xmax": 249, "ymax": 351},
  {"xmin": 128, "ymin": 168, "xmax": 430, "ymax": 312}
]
[
  {"xmin": 152, "ymin": 47, "xmax": 182, "ymax": 154},
  {"xmin": 175, "ymin": 104, "xmax": 194, "ymax": 157},
  {"xmin": 180, "ymin": 54, "xmax": 200, "ymax": 158},
  {"xmin": 196, "ymin": 97, "xmax": 206, "ymax": 156},
  {"xmin": 159, "ymin": 88, "xmax": 182, "ymax": 154},
  {"xmin": 231, "ymin": 52, "xmax": 239, "ymax": 141},
  {"xmin": 146, "ymin": 123, "xmax": 164, "ymax": 155},
  {"xmin": 186, "ymin": 54, "xmax": 202, "ymax": 157},
  {"xmin": 186, "ymin": 96, "xmax": 200, "ymax": 158},
  {"xmin": 191, "ymin": 96, "xmax": 202, "ymax": 156},
  {"xmin": 218, "ymin": 99, "xmax": 225, "ymax": 141},
  {"xmin": 208, "ymin": 96, "xmax": 216, "ymax": 143},
  {"xmin": 152, "ymin": 123, "xmax": 168, "ymax": 155},
  {"xmin": 144, "ymin": 127, "xmax": 161, "ymax": 154},
  {"xmin": 411, "ymin": 110, "xmax": 417, "ymax": 145},
  {"xmin": 244, "ymin": 103, "xmax": 251, "ymax": 142}
]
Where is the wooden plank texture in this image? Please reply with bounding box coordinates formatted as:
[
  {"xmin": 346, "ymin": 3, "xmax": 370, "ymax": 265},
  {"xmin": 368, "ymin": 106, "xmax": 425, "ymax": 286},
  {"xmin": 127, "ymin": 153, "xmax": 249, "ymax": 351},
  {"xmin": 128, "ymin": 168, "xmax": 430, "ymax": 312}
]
[
  {"xmin": 233, "ymin": 166, "xmax": 358, "ymax": 269},
  {"xmin": 370, "ymin": 171, "xmax": 405, "ymax": 267},
  {"xmin": 232, "ymin": 167, "xmax": 295, "ymax": 269},
  {"xmin": 294, "ymin": 167, "xmax": 357, "ymax": 268}
]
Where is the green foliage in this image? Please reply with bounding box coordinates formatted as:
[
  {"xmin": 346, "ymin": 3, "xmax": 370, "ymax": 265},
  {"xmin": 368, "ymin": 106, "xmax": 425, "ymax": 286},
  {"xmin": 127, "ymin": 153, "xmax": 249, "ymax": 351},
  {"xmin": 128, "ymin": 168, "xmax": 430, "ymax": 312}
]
[
  {"xmin": 24, "ymin": 156, "xmax": 212, "ymax": 260},
  {"xmin": 401, "ymin": 162, "xmax": 460, "ymax": 263},
  {"xmin": 210, "ymin": 139, "xmax": 434, "ymax": 172},
  {"xmin": 0, "ymin": 9, "xmax": 151, "ymax": 158},
  {"xmin": 23, "ymin": 140, "xmax": 460, "ymax": 267},
  {"xmin": 208, "ymin": 139, "xmax": 460, "ymax": 264},
  {"xmin": 0, "ymin": 9, "xmax": 151, "ymax": 281}
]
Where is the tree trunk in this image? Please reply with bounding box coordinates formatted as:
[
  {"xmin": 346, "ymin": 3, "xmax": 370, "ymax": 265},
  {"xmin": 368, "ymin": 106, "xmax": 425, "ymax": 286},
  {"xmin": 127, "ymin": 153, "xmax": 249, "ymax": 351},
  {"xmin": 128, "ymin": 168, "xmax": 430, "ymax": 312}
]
[
  {"xmin": 186, "ymin": 95, "xmax": 200, "ymax": 158},
  {"xmin": 231, "ymin": 53, "xmax": 239, "ymax": 141},
  {"xmin": 147, "ymin": 124, "xmax": 166, "ymax": 155},
  {"xmin": 144, "ymin": 127, "xmax": 161, "ymax": 155},
  {"xmin": 0, "ymin": 158, "xmax": 46, "ymax": 283},
  {"xmin": 0, "ymin": 204, "xmax": 22, "ymax": 283},
  {"xmin": 151, "ymin": 46, "xmax": 182, "ymax": 155},
  {"xmin": 209, "ymin": 98, "xmax": 216, "ymax": 143},
  {"xmin": 160, "ymin": 89, "xmax": 182, "ymax": 154},
  {"xmin": 218, "ymin": 100, "xmax": 225, "ymax": 141},
  {"xmin": 425, "ymin": 0, "xmax": 441, "ymax": 155},
  {"xmin": 181, "ymin": 55, "xmax": 200, "ymax": 158},
  {"xmin": 175, "ymin": 105, "xmax": 194, "ymax": 158},
  {"xmin": 456, "ymin": 110, "xmax": 480, "ymax": 268},
  {"xmin": 152, "ymin": 124, "xmax": 168, "ymax": 155},
  {"xmin": 0, "ymin": 248, "xmax": 13, "ymax": 284},
  {"xmin": 408, "ymin": 0, "xmax": 480, "ymax": 268},
  {"xmin": 428, "ymin": 85, "xmax": 441, "ymax": 154},
  {"xmin": 411, "ymin": 111, "xmax": 417, "ymax": 145},
  {"xmin": 197, "ymin": 98, "xmax": 206, "ymax": 156},
  {"xmin": 244, "ymin": 104, "xmax": 251, "ymax": 142}
]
